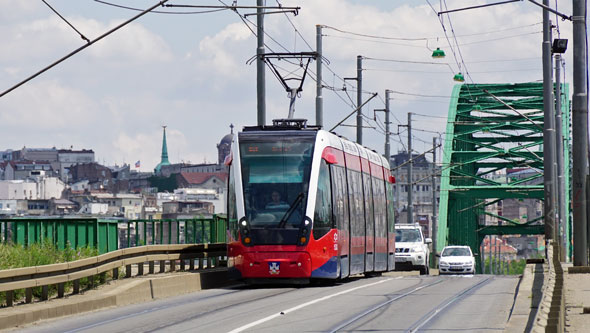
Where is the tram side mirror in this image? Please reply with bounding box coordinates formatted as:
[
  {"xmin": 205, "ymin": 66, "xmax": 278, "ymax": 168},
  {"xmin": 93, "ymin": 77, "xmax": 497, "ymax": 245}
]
[
  {"xmin": 425, "ymin": 238, "xmax": 432, "ymax": 244},
  {"xmin": 436, "ymin": 254, "xmax": 441, "ymax": 258},
  {"xmin": 388, "ymin": 175, "xmax": 395, "ymax": 183}
]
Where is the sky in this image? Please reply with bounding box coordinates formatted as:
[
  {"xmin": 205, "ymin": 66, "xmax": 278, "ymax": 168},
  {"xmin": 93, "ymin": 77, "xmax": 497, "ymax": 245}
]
[{"xmin": 0, "ymin": 0, "xmax": 582, "ymax": 172}]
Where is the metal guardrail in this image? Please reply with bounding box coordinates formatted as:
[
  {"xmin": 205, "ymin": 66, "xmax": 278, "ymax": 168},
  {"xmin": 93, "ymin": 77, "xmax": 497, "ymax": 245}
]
[
  {"xmin": 0, "ymin": 218, "xmax": 118, "ymax": 254},
  {"xmin": 0, "ymin": 243, "xmax": 227, "ymax": 307},
  {"xmin": 122, "ymin": 216, "xmax": 227, "ymax": 248},
  {"xmin": 0, "ymin": 216, "xmax": 228, "ymax": 254}
]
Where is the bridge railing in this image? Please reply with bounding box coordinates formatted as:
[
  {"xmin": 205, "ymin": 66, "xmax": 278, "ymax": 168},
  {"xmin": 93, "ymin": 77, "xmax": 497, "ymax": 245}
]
[
  {"xmin": 0, "ymin": 243, "xmax": 227, "ymax": 308},
  {"xmin": 0, "ymin": 216, "xmax": 228, "ymax": 254}
]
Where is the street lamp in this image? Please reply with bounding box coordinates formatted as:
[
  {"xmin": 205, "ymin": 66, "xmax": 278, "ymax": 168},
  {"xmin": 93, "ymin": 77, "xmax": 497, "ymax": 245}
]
[
  {"xmin": 453, "ymin": 72, "xmax": 465, "ymax": 82},
  {"xmin": 431, "ymin": 47, "xmax": 446, "ymax": 58}
]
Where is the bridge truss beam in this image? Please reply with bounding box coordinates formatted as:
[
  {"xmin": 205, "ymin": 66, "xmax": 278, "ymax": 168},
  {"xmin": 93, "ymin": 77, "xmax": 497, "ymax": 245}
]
[{"xmin": 438, "ymin": 82, "xmax": 571, "ymax": 273}]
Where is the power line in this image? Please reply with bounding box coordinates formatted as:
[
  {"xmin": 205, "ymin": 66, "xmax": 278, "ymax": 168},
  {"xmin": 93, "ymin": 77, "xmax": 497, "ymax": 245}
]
[
  {"xmin": 323, "ymin": 22, "xmax": 542, "ymax": 41},
  {"xmin": 443, "ymin": 0, "xmax": 473, "ymax": 82},
  {"xmin": 94, "ymin": 0, "xmax": 228, "ymax": 14},
  {"xmin": 276, "ymin": 0, "xmax": 314, "ymax": 51},
  {"xmin": 323, "ymin": 30, "xmax": 541, "ymax": 49},
  {"xmin": 412, "ymin": 112, "xmax": 450, "ymax": 118},
  {"xmin": 43, "ymin": 0, "xmax": 89, "ymax": 42},
  {"xmin": 0, "ymin": 0, "xmax": 169, "ymax": 98}
]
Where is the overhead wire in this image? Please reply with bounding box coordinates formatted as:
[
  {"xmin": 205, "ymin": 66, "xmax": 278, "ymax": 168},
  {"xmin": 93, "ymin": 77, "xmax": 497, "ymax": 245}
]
[
  {"xmin": 94, "ymin": 0, "xmax": 229, "ymax": 14},
  {"xmin": 43, "ymin": 0, "xmax": 90, "ymax": 42},
  {"xmin": 322, "ymin": 22, "xmax": 542, "ymax": 41},
  {"xmin": 324, "ymin": 30, "xmax": 542, "ymax": 49},
  {"xmin": 228, "ymin": 1, "xmax": 363, "ymax": 122},
  {"xmin": 442, "ymin": 0, "xmax": 473, "ymax": 82}
]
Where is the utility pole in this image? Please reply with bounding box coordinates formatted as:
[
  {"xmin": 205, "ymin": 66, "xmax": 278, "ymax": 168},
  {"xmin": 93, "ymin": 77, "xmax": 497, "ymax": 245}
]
[
  {"xmin": 542, "ymin": 1, "xmax": 557, "ymax": 240},
  {"xmin": 431, "ymin": 137, "xmax": 438, "ymax": 265},
  {"xmin": 395, "ymin": 165, "xmax": 400, "ymax": 224},
  {"xmin": 256, "ymin": 0, "xmax": 266, "ymax": 126},
  {"xmin": 488, "ymin": 235, "xmax": 492, "ymax": 274},
  {"xmin": 555, "ymin": 54, "xmax": 567, "ymax": 261},
  {"xmin": 385, "ymin": 90, "xmax": 391, "ymax": 159},
  {"xmin": 316, "ymin": 25, "xmax": 323, "ymax": 128},
  {"xmin": 356, "ymin": 55, "xmax": 363, "ymax": 144},
  {"xmin": 407, "ymin": 112, "xmax": 413, "ymax": 225},
  {"xmin": 572, "ymin": 0, "xmax": 588, "ymax": 266}
]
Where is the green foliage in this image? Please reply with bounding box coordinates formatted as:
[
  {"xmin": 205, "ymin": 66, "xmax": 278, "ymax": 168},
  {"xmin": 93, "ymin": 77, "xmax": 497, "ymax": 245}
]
[
  {"xmin": 0, "ymin": 242, "xmax": 99, "ymax": 306},
  {"xmin": 482, "ymin": 257, "xmax": 527, "ymax": 275}
]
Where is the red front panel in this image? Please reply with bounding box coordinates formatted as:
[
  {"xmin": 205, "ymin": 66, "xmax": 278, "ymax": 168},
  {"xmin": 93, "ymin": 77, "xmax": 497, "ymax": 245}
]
[
  {"xmin": 307, "ymin": 229, "xmax": 339, "ymax": 271},
  {"xmin": 227, "ymin": 230, "xmax": 340, "ymax": 278},
  {"xmin": 229, "ymin": 243, "xmax": 312, "ymax": 278}
]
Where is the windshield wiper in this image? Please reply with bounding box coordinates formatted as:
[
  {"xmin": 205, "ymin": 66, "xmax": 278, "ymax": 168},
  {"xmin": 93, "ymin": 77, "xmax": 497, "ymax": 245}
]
[{"xmin": 278, "ymin": 192, "xmax": 304, "ymax": 228}]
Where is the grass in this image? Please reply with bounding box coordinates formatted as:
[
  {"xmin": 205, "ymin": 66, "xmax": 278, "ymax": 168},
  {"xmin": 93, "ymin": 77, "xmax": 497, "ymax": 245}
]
[
  {"xmin": 482, "ymin": 257, "xmax": 529, "ymax": 275},
  {"xmin": 0, "ymin": 241, "xmax": 98, "ymax": 270},
  {"xmin": 0, "ymin": 241, "xmax": 101, "ymax": 306}
]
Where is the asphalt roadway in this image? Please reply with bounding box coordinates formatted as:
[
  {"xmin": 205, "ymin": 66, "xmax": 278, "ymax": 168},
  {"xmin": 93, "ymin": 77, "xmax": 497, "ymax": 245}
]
[{"xmin": 12, "ymin": 274, "xmax": 519, "ymax": 333}]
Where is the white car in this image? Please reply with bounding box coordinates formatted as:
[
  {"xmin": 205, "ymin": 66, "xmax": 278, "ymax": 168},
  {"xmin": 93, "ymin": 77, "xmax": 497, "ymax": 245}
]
[
  {"xmin": 438, "ymin": 246, "xmax": 475, "ymax": 275},
  {"xmin": 394, "ymin": 224, "xmax": 431, "ymax": 275}
]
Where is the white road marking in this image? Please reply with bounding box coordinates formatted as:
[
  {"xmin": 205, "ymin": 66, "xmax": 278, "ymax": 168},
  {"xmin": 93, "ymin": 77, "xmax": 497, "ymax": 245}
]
[{"xmin": 227, "ymin": 278, "xmax": 394, "ymax": 333}]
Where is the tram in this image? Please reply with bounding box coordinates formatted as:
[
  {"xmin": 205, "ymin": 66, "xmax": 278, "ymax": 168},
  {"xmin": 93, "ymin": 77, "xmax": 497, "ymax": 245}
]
[{"xmin": 226, "ymin": 119, "xmax": 396, "ymax": 283}]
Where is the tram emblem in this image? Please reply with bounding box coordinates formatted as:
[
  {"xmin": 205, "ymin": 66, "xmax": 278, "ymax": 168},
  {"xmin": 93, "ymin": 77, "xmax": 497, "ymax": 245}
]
[{"xmin": 269, "ymin": 262, "xmax": 280, "ymax": 275}]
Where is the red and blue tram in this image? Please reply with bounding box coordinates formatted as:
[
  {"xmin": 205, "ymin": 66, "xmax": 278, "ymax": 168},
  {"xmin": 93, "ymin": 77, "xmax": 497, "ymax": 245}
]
[{"xmin": 226, "ymin": 120, "xmax": 396, "ymax": 283}]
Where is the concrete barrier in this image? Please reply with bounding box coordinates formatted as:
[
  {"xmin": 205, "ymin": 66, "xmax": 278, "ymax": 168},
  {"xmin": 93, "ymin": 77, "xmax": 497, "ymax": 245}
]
[{"xmin": 0, "ymin": 269, "xmax": 233, "ymax": 331}]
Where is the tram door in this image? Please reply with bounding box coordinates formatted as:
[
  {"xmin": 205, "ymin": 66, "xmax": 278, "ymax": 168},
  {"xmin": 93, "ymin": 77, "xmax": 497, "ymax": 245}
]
[{"xmin": 331, "ymin": 164, "xmax": 350, "ymax": 278}]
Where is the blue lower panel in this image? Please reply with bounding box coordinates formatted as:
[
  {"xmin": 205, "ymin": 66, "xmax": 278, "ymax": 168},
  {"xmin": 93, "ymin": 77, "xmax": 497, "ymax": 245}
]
[
  {"xmin": 340, "ymin": 256, "xmax": 349, "ymax": 278},
  {"xmin": 388, "ymin": 253, "xmax": 395, "ymax": 271},
  {"xmin": 311, "ymin": 256, "xmax": 339, "ymax": 279},
  {"xmin": 366, "ymin": 253, "xmax": 374, "ymax": 272},
  {"xmin": 350, "ymin": 253, "xmax": 365, "ymax": 275}
]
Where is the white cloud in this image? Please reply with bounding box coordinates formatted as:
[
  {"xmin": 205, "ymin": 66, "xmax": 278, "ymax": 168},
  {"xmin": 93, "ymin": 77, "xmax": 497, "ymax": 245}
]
[{"xmin": 0, "ymin": 0, "xmax": 582, "ymax": 170}]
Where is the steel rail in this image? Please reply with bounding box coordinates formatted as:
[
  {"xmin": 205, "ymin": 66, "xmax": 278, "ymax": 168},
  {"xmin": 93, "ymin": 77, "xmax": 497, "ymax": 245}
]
[
  {"xmin": 329, "ymin": 276, "xmax": 492, "ymax": 333},
  {"xmin": 407, "ymin": 276, "xmax": 493, "ymax": 332},
  {"xmin": 328, "ymin": 277, "xmax": 445, "ymax": 333}
]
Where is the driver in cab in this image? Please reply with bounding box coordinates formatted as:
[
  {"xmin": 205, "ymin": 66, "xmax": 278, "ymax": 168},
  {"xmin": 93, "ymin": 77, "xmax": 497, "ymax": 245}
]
[{"xmin": 265, "ymin": 191, "xmax": 289, "ymax": 210}]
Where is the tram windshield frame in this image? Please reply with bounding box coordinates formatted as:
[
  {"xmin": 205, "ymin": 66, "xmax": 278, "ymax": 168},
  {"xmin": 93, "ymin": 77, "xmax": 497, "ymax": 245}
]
[{"xmin": 239, "ymin": 133, "xmax": 315, "ymax": 229}]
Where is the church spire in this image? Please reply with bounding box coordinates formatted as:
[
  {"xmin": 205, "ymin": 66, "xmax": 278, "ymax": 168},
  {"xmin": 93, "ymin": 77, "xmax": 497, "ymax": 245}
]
[
  {"xmin": 155, "ymin": 125, "xmax": 171, "ymax": 173},
  {"xmin": 160, "ymin": 125, "xmax": 169, "ymax": 164}
]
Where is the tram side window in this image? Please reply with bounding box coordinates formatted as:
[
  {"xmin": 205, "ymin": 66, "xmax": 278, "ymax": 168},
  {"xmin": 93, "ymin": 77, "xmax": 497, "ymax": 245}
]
[
  {"xmin": 372, "ymin": 176, "xmax": 386, "ymax": 237},
  {"xmin": 386, "ymin": 182, "xmax": 395, "ymax": 233},
  {"xmin": 363, "ymin": 172, "xmax": 374, "ymax": 233},
  {"xmin": 347, "ymin": 169, "xmax": 364, "ymax": 237},
  {"xmin": 313, "ymin": 160, "xmax": 333, "ymax": 239},
  {"xmin": 331, "ymin": 165, "xmax": 349, "ymax": 232},
  {"xmin": 227, "ymin": 164, "xmax": 238, "ymax": 239}
]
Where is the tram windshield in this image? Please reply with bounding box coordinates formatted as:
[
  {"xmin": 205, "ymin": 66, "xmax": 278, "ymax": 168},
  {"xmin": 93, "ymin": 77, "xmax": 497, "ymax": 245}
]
[{"xmin": 239, "ymin": 135, "xmax": 314, "ymax": 228}]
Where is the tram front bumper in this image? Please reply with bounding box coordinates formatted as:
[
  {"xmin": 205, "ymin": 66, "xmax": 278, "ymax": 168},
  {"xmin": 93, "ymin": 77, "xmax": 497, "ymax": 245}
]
[{"xmin": 239, "ymin": 251, "xmax": 312, "ymax": 278}]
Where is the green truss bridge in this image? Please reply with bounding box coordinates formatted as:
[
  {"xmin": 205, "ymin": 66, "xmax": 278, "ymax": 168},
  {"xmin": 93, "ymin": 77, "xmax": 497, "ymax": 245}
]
[{"xmin": 437, "ymin": 82, "xmax": 571, "ymax": 272}]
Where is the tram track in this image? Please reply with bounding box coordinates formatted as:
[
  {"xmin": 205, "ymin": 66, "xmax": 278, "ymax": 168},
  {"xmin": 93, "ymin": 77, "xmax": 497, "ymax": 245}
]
[
  {"xmin": 329, "ymin": 275, "xmax": 493, "ymax": 333},
  {"xmin": 405, "ymin": 276, "xmax": 492, "ymax": 332},
  {"xmin": 60, "ymin": 286, "xmax": 299, "ymax": 333}
]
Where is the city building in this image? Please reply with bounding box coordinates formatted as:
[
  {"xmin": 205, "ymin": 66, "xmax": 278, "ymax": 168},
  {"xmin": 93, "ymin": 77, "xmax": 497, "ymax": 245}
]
[
  {"xmin": 3, "ymin": 161, "xmax": 55, "ymax": 180},
  {"xmin": 92, "ymin": 193, "xmax": 143, "ymax": 219},
  {"xmin": 57, "ymin": 149, "xmax": 95, "ymax": 182},
  {"xmin": 390, "ymin": 151, "xmax": 441, "ymax": 233}
]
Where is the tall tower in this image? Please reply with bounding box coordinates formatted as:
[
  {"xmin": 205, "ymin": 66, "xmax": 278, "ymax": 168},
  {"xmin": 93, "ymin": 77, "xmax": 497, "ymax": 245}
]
[
  {"xmin": 217, "ymin": 124, "xmax": 234, "ymax": 165},
  {"xmin": 155, "ymin": 125, "xmax": 171, "ymax": 174}
]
